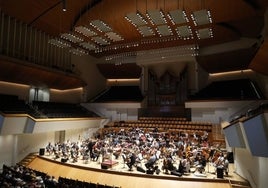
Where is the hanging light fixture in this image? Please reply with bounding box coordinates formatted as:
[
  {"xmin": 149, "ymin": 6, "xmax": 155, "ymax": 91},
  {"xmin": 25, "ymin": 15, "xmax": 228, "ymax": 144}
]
[{"xmin": 62, "ymin": 0, "xmax": 67, "ymax": 11}]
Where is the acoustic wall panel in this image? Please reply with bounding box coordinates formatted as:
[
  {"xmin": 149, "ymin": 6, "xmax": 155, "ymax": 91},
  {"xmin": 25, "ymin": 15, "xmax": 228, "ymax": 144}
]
[
  {"xmin": 242, "ymin": 114, "xmax": 268, "ymax": 157},
  {"xmin": 223, "ymin": 122, "xmax": 246, "ymax": 148}
]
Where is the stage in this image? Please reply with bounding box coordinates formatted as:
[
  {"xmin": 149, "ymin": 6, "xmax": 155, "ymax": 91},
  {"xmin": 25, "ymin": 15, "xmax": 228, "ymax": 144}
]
[{"xmin": 26, "ymin": 154, "xmax": 250, "ymax": 188}]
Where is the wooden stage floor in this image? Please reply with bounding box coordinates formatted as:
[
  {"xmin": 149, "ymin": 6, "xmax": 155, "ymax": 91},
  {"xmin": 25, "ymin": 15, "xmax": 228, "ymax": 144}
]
[{"xmin": 27, "ymin": 154, "xmax": 249, "ymax": 188}]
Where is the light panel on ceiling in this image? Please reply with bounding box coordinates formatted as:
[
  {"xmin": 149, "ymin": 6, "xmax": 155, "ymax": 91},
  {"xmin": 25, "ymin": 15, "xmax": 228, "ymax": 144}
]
[
  {"xmin": 137, "ymin": 26, "xmax": 155, "ymax": 37},
  {"xmin": 80, "ymin": 42, "xmax": 96, "ymax": 50},
  {"xmin": 168, "ymin": 9, "xmax": 189, "ymax": 25},
  {"xmin": 176, "ymin": 25, "xmax": 193, "ymax": 39},
  {"xmin": 48, "ymin": 38, "xmax": 71, "ymax": 48},
  {"xmin": 146, "ymin": 10, "xmax": 167, "ymax": 25},
  {"xmin": 61, "ymin": 33, "xmax": 83, "ymax": 43},
  {"xmin": 69, "ymin": 48, "xmax": 89, "ymax": 56},
  {"xmin": 125, "ymin": 12, "xmax": 147, "ymax": 26},
  {"xmin": 90, "ymin": 20, "xmax": 112, "ymax": 32},
  {"xmin": 196, "ymin": 28, "xmax": 213, "ymax": 39},
  {"xmin": 191, "ymin": 9, "xmax": 212, "ymax": 26},
  {"xmin": 105, "ymin": 32, "xmax": 124, "ymax": 42},
  {"xmin": 156, "ymin": 25, "xmax": 173, "ymax": 37},
  {"xmin": 75, "ymin": 26, "xmax": 97, "ymax": 37},
  {"xmin": 92, "ymin": 36, "xmax": 110, "ymax": 45}
]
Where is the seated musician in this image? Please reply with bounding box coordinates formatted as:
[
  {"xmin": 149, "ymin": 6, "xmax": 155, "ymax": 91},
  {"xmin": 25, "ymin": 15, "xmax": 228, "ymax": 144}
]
[
  {"xmin": 213, "ymin": 152, "xmax": 224, "ymax": 168},
  {"xmin": 126, "ymin": 152, "xmax": 136, "ymax": 171},
  {"xmin": 145, "ymin": 153, "xmax": 157, "ymax": 169},
  {"xmin": 195, "ymin": 153, "xmax": 207, "ymax": 174},
  {"xmin": 46, "ymin": 142, "xmax": 53, "ymax": 155},
  {"xmin": 91, "ymin": 148, "xmax": 100, "ymax": 162},
  {"xmin": 162, "ymin": 154, "xmax": 176, "ymax": 174},
  {"xmin": 70, "ymin": 149, "xmax": 78, "ymax": 163},
  {"xmin": 213, "ymin": 153, "xmax": 229, "ymax": 175},
  {"xmin": 178, "ymin": 154, "xmax": 190, "ymax": 174},
  {"xmin": 222, "ymin": 156, "xmax": 229, "ymax": 175},
  {"xmin": 113, "ymin": 144, "xmax": 122, "ymax": 159}
]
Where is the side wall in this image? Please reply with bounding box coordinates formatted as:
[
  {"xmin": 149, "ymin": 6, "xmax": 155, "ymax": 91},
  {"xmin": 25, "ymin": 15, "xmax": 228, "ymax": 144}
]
[
  {"xmin": 187, "ymin": 100, "xmax": 268, "ymax": 188},
  {"xmin": 72, "ymin": 55, "xmax": 107, "ymax": 102}
]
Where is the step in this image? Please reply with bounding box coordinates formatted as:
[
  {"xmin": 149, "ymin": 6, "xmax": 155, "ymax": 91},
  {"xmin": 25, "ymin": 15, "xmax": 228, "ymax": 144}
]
[{"xmin": 231, "ymin": 185, "xmax": 251, "ymax": 188}]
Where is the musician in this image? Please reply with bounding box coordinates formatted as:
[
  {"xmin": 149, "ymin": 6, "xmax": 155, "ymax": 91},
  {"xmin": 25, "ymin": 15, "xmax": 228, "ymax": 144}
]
[
  {"xmin": 46, "ymin": 142, "xmax": 53, "ymax": 155},
  {"xmin": 222, "ymin": 156, "xmax": 229, "ymax": 175},
  {"xmin": 127, "ymin": 152, "xmax": 136, "ymax": 171},
  {"xmin": 70, "ymin": 148, "xmax": 78, "ymax": 163},
  {"xmin": 178, "ymin": 154, "xmax": 190, "ymax": 174},
  {"xmin": 112, "ymin": 144, "xmax": 122, "ymax": 159},
  {"xmin": 213, "ymin": 152, "xmax": 224, "ymax": 167},
  {"xmin": 87, "ymin": 139, "xmax": 95, "ymax": 157},
  {"xmin": 145, "ymin": 153, "xmax": 157, "ymax": 169},
  {"xmin": 162, "ymin": 154, "xmax": 176, "ymax": 174},
  {"xmin": 195, "ymin": 154, "xmax": 207, "ymax": 173},
  {"xmin": 213, "ymin": 153, "xmax": 229, "ymax": 175},
  {"xmin": 91, "ymin": 147, "xmax": 100, "ymax": 162},
  {"xmin": 201, "ymin": 131, "xmax": 209, "ymax": 141}
]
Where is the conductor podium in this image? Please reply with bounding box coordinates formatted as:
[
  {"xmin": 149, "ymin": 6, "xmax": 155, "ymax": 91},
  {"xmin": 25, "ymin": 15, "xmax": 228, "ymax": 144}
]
[{"xmin": 101, "ymin": 159, "xmax": 118, "ymax": 169}]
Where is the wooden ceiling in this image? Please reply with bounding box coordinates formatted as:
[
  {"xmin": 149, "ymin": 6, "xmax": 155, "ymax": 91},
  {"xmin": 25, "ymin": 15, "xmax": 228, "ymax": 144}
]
[
  {"xmin": 0, "ymin": 0, "xmax": 268, "ymax": 88},
  {"xmin": 0, "ymin": 56, "xmax": 87, "ymax": 90}
]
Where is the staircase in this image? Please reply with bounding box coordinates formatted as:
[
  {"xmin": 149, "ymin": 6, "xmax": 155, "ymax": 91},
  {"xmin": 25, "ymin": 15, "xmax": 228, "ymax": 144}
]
[
  {"xmin": 18, "ymin": 152, "xmax": 38, "ymax": 166},
  {"xmin": 230, "ymin": 180, "xmax": 251, "ymax": 188}
]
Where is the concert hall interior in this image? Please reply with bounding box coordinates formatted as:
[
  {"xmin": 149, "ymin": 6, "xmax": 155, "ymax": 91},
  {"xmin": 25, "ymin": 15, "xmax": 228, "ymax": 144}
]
[{"xmin": 1, "ymin": 0, "xmax": 268, "ymax": 188}]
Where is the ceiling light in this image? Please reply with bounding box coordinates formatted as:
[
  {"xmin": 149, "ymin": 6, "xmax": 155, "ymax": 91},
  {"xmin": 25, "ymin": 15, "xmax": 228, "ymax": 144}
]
[
  {"xmin": 69, "ymin": 48, "xmax": 89, "ymax": 56},
  {"xmin": 156, "ymin": 25, "xmax": 173, "ymax": 37},
  {"xmin": 80, "ymin": 42, "xmax": 96, "ymax": 50},
  {"xmin": 48, "ymin": 38, "xmax": 71, "ymax": 48},
  {"xmin": 125, "ymin": 12, "xmax": 147, "ymax": 26},
  {"xmin": 167, "ymin": 9, "xmax": 189, "ymax": 25},
  {"xmin": 137, "ymin": 26, "xmax": 155, "ymax": 37},
  {"xmin": 191, "ymin": 9, "xmax": 212, "ymax": 26},
  {"xmin": 105, "ymin": 32, "xmax": 124, "ymax": 42},
  {"xmin": 75, "ymin": 26, "xmax": 97, "ymax": 37},
  {"xmin": 176, "ymin": 25, "xmax": 193, "ymax": 39},
  {"xmin": 146, "ymin": 10, "xmax": 167, "ymax": 25},
  {"xmin": 90, "ymin": 20, "xmax": 112, "ymax": 32},
  {"xmin": 196, "ymin": 28, "xmax": 213, "ymax": 39},
  {"xmin": 91, "ymin": 36, "xmax": 110, "ymax": 45},
  {"xmin": 62, "ymin": 0, "xmax": 66, "ymax": 11},
  {"xmin": 61, "ymin": 33, "xmax": 83, "ymax": 43}
]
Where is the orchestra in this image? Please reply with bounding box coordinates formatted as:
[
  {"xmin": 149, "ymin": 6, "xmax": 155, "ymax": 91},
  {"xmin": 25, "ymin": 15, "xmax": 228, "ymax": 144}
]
[{"xmin": 44, "ymin": 126, "xmax": 228, "ymax": 177}]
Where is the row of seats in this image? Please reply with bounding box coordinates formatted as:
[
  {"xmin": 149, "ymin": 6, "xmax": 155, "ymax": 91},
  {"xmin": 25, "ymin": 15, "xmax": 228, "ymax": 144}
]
[
  {"xmin": 139, "ymin": 116, "xmax": 187, "ymax": 121},
  {"xmin": 58, "ymin": 176, "xmax": 120, "ymax": 188},
  {"xmin": 93, "ymin": 86, "xmax": 144, "ymax": 102},
  {"xmin": 118, "ymin": 120, "xmax": 212, "ymax": 126},
  {"xmin": 0, "ymin": 93, "xmax": 99, "ymax": 118},
  {"xmin": 1, "ymin": 164, "xmax": 120, "ymax": 188},
  {"xmin": 110, "ymin": 119, "xmax": 212, "ymax": 132},
  {"xmin": 190, "ymin": 79, "xmax": 265, "ymax": 100},
  {"xmin": 0, "ymin": 94, "xmax": 31, "ymax": 114},
  {"xmin": 32, "ymin": 101, "xmax": 99, "ymax": 118}
]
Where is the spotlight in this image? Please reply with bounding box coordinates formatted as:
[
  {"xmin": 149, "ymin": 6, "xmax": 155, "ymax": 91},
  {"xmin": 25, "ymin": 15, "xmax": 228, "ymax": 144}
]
[{"xmin": 62, "ymin": 0, "xmax": 66, "ymax": 12}]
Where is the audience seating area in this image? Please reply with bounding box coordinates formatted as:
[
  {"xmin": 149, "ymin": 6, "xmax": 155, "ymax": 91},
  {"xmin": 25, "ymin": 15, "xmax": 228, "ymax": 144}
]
[
  {"xmin": 104, "ymin": 116, "xmax": 213, "ymax": 141},
  {"xmin": 0, "ymin": 94, "xmax": 30, "ymax": 114},
  {"xmin": 31, "ymin": 101, "xmax": 99, "ymax": 118},
  {"xmin": 0, "ymin": 164, "xmax": 120, "ymax": 188},
  {"xmin": 92, "ymin": 86, "xmax": 144, "ymax": 102},
  {"xmin": 190, "ymin": 79, "xmax": 264, "ymax": 100},
  {"xmin": 0, "ymin": 94, "xmax": 99, "ymax": 119}
]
